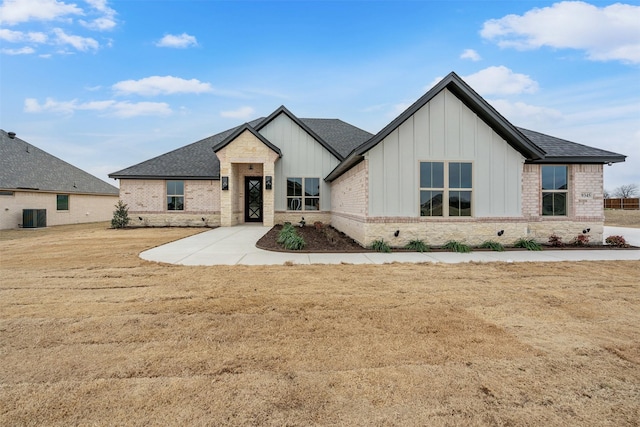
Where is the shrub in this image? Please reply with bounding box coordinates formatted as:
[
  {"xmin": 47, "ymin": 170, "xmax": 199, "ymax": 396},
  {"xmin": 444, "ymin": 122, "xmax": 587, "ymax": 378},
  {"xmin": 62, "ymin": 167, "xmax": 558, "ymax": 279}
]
[
  {"xmin": 443, "ymin": 240, "xmax": 471, "ymax": 253},
  {"xmin": 283, "ymin": 233, "xmax": 306, "ymax": 250},
  {"xmin": 514, "ymin": 238, "xmax": 542, "ymax": 251},
  {"xmin": 111, "ymin": 200, "xmax": 130, "ymax": 229},
  {"xmin": 548, "ymin": 234, "xmax": 564, "ymax": 247},
  {"xmin": 370, "ymin": 239, "xmax": 391, "ymax": 253},
  {"xmin": 479, "ymin": 240, "xmax": 504, "ymax": 252},
  {"xmin": 277, "ymin": 224, "xmax": 306, "ymax": 250},
  {"xmin": 405, "ymin": 239, "xmax": 430, "ymax": 252},
  {"xmin": 572, "ymin": 234, "xmax": 590, "ymax": 246},
  {"xmin": 605, "ymin": 235, "xmax": 629, "ymax": 248}
]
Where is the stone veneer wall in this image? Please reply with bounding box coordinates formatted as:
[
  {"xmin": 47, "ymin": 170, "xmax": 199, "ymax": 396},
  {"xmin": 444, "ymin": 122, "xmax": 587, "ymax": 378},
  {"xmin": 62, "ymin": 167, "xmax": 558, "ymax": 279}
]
[{"xmin": 120, "ymin": 179, "xmax": 220, "ymax": 227}]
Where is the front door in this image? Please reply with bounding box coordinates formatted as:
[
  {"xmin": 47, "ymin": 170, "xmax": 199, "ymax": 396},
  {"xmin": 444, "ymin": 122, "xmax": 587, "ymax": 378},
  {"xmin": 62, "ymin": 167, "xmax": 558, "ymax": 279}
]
[{"xmin": 244, "ymin": 177, "xmax": 263, "ymax": 223}]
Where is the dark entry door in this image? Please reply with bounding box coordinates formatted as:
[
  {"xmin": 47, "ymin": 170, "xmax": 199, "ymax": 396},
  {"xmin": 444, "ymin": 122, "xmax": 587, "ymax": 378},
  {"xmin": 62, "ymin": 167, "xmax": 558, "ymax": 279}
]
[{"xmin": 245, "ymin": 177, "xmax": 263, "ymax": 223}]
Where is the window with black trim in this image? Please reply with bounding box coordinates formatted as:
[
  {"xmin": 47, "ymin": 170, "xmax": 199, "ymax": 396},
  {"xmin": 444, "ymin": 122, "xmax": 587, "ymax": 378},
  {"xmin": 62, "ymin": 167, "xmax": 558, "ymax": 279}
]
[
  {"xmin": 541, "ymin": 165, "xmax": 567, "ymax": 216},
  {"xmin": 57, "ymin": 194, "xmax": 69, "ymax": 211},
  {"xmin": 287, "ymin": 177, "xmax": 320, "ymax": 211},
  {"xmin": 167, "ymin": 180, "xmax": 184, "ymax": 211},
  {"xmin": 420, "ymin": 162, "xmax": 472, "ymax": 217}
]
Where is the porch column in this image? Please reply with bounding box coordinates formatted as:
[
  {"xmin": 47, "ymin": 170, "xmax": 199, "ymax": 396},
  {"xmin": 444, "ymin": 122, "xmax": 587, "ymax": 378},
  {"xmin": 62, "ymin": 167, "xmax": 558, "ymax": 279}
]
[
  {"xmin": 220, "ymin": 160, "xmax": 233, "ymax": 227},
  {"xmin": 263, "ymin": 160, "xmax": 276, "ymax": 227}
]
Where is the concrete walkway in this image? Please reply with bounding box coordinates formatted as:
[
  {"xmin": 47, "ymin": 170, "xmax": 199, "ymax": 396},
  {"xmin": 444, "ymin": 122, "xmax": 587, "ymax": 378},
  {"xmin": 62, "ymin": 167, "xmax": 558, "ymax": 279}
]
[{"xmin": 140, "ymin": 225, "xmax": 640, "ymax": 266}]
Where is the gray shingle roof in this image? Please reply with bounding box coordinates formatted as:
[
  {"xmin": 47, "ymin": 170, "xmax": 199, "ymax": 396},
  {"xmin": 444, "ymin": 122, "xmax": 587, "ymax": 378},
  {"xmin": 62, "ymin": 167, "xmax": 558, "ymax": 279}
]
[
  {"xmin": 517, "ymin": 128, "xmax": 626, "ymax": 163},
  {"xmin": 109, "ymin": 114, "xmax": 372, "ymax": 179},
  {"xmin": 1, "ymin": 129, "xmax": 119, "ymax": 195},
  {"xmin": 300, "ymin": 118, "xmax": 372, "ymax": 158}
]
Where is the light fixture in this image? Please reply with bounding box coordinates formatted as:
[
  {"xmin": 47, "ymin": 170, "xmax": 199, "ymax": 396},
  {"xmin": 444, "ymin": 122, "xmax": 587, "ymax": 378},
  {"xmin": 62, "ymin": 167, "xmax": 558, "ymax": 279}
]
[
  {"xmin": 583, "ymin": 228, "xmax": 590, "ymax": 234},
  {"xmin": 265, "ymin": 176, "xmax": 272, "ymax": 190},
  {"xmin": 249, "ymin": 164, "xmax": 253, "ymax": 170},
  {"xmin": 607, "ymin": 162, "xmax": 613, "ymax": 166},
  {"xmin": 394, "ymin": 230, "xmax": 400, "ymax": 237},
  {"xmin": 138, "ymin": 216, "xmax": 143, "ymax": 221},
  {"xmin": 497, "ymin": 230, "xmax": 504, "ymax": 236},
  {"xmin": 221, "ymin": 176, "xmax": 229, "ymax": 191}
]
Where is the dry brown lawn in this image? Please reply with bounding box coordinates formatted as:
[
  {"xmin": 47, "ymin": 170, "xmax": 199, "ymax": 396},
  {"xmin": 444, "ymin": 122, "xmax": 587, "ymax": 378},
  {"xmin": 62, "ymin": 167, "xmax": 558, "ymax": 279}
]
[
  {"xmin": 1, "ymin": 222, "xmax": 639, "ymax": 426},
  {"xmin": 605, "ymin": 209, "xmax": 640, "ymax": 228}
]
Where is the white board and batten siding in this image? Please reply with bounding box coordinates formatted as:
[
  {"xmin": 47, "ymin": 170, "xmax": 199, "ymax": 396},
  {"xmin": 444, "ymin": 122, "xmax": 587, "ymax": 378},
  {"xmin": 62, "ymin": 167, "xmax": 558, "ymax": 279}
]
[
  {"xmin": 367, "ymin": 89, "xmax": 525, "ymax": 217},
  {"xmin": 259, "ymin": 113, "xmax": 340, "ymax": 211}
]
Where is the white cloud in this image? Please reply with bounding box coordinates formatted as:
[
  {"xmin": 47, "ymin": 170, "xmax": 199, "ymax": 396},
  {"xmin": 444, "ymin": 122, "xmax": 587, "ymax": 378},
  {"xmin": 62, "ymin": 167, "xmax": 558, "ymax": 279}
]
[
  {"xmin": 52, "ymin": 28, "xmax": 98, "ymax": 51},
  {"xmin": 24, "ymin": 97, "xmax": 172, "ymax": 117},
  {"xmin": 79, "ymin": 0, "xmax": 117, "ymax": 31},
  {"xmin": 486, "ymin": 99, "xmax": 563, "ymax": 127},
  {"xmin": 481, "ymin": 1, "xmax": 640, "ymax": 64},
  {"xmin": 0, "ymin": 28, "xmax": 47, "ymax": 43},
  {"xmin": 1, "ymin": 46, "xmax": 35, "ymax": 55},
  {"xmin": 462, "ymin": 66, "xmax": 538, "ymax": 96},
  {"xmin": 220, "ymin": 106, "xmax": 255, "ymax": 119},
  {"xmin": 460, "ymin": 48, "xmax": 481, "ymax": 61},
  {"xmin": 0, "ymin": 0, "xmax": 83, "ymax": 25},
  {"xmin": 156, "ymin": 33, "xmax": 198, "ymax": 48},
  {"xmin": 113, "ymin": 76, "xmax": 213, "ymax": 96}
]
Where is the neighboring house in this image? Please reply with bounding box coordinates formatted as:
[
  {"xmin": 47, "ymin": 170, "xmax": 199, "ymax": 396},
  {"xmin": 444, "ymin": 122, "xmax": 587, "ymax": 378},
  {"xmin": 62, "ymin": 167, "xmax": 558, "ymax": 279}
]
[
  {"xmin": 109, "ymin": 72, "xmax": 625, "ymax": 246},
  {"xmin": 1, "ymin": 130, "xmax": 120, "ymax": 230}
]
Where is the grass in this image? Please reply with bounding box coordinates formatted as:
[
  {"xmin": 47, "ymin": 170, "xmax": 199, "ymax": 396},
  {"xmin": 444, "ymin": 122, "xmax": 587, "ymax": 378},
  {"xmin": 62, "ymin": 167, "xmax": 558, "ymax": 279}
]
[
  {"xmin": 514, "ymin": 238, "xmax": 542, "ymax": 251},
  {"xmin": 405, "ymin": 239, "xmax": 430, "ymax": 252},
  {"xmin": 1, "ymin": 222, "xmax": 639, "ymax": 426},
  {"xmin": 442, "ymin": 240, "xmax": 472, "ymax": 253},
  {"xmin": 478, "ymin": 240, "xmax": 505, "ymax": 252}
]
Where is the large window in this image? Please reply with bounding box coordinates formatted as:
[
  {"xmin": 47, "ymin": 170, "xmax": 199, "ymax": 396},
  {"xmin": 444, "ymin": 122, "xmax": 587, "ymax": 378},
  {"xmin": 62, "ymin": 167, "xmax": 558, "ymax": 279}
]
[
  {"xmin": 167, "ymin": 180, "xmax": 184, "ymax": 211},
  {"xmin": 541, "ymin": 165, "xmax": 567, "ymax": 216},
  {"xmin": 56, "ymin": 194, "xmax": 69, "ymax": 211},
  {"xmin": 287, "ymin": 177, "xmax": 320, "ymax": 211},
  {"xmin": 420, "ymin": 162, "xmax": 472, "ymax": 217}
]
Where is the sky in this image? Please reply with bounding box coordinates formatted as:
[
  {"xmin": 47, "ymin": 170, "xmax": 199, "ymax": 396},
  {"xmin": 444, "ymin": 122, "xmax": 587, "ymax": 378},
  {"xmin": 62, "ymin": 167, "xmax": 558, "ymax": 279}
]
[{"xmin": 1, "ymin": 0, "xmax": 639, "ymax": 193}]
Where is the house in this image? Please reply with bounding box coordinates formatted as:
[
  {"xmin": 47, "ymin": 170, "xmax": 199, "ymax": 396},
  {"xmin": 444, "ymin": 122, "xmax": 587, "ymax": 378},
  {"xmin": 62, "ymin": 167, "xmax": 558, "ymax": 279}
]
[
  {"xmin": 1, "ymin": 130, "xmax": 120, "ymax": 230},
  {"xmin": 109, "ymin": 72, "xmax": 625, "ymax": 246}
]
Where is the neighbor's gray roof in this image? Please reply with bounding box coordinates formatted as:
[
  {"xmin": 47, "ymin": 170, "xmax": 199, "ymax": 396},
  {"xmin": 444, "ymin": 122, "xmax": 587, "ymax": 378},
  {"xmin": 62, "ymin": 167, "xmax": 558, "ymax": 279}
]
[
  {"xmin": 517, "ymin": 128, "xmax": 626, "ymax": 164},
  {"xmin": 109, "ymin": 114, "xmax": 372, "ymax": 179},
  {"xmin": 1, "ymin": 129, "xmax": 119, "ymax": 195}
]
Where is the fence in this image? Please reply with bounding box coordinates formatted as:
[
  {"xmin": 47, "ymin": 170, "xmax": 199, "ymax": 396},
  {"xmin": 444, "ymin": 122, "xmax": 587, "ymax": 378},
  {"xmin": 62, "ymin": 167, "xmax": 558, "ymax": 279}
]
[{"xmin": 604, "ymin": 198, "xmax": 640, "ymax": 210}]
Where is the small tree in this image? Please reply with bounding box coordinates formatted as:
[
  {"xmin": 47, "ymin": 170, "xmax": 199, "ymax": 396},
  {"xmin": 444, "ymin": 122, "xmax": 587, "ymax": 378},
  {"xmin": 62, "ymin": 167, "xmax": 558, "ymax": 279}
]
[
  {"xmin": 603, "ymin": 189, "xmax": 611, "ymax": 199},
  {"xmin": 613, "ymin": 183, "xmax": 639, "ymax": 198},
  {"xmin": 111, "ymin": 200, "xmax": 130, "ymax": 229}
]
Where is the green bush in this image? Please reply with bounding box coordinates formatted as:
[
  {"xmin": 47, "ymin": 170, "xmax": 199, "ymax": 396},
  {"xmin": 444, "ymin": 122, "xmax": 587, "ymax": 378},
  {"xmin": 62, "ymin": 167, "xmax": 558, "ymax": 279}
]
[
  {"xmin": 478, "ymin": 240, "xmax": 504, "ymax": 252},
  {"xmin": 405, "ymin": 239, "xmax": 430, "ymax": 252},
  {"xmin": 283, "ymin": 233, "xmax": 306, "ymax": 250},
  {"xmin": 111, "ymin": 200, "xmax": 130, "ymax": 229},
  {"xmin": 370, "ymin": 239, "xmax": 391, "ymax": 253},
  {"xmin": 514, "ymin": 238, "xmax": 542, "ymax": 251},
  {"xmin": 443, "ymin": 240, "xmax": 471, "ymax": 253},
  {"xmin": 277, "ymin": 224, "xmax": 306, "ymax": 250}
]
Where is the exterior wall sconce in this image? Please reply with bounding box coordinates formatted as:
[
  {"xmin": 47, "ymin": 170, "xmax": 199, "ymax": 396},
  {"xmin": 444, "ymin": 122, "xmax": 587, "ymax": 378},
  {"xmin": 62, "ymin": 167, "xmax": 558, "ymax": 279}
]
[
  {"xmin": 248, "ymin": 164, "xmax": 253, "ymax": 170},
  {"xmin": 265, "ymin": 176, "xmax": 272, "ymax": 190},
  {"xmin": 221, "ymin": 176, "xmax": 229, "ymax": 191}
]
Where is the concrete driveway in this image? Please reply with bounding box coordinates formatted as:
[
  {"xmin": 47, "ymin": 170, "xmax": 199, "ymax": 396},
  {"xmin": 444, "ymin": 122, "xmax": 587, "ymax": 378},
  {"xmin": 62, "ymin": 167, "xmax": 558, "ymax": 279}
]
[{"xmin": 140, "ymin": 225, "xmax": 640, "ymax": 266}]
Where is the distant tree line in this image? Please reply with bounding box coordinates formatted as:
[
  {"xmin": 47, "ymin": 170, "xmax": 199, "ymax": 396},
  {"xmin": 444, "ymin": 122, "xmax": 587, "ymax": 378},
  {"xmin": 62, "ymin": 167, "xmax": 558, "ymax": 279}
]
[{"xmin": 604, "ymin": 183, "xmax": 638, "ymax": 199}]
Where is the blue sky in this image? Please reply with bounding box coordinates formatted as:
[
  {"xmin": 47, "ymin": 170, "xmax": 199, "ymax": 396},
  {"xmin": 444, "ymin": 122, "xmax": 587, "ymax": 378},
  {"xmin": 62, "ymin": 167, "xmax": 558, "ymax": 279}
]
[{"xmin": 1, "ymin": 0, "xmax": 639, "ymax": 193}]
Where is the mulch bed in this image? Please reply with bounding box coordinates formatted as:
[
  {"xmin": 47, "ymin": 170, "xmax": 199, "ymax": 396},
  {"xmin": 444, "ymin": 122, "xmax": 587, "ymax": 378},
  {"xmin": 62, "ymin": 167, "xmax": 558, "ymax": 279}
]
[{"xmin": 256, "ymin": 224, "xmax": 637, "ymax": 253}]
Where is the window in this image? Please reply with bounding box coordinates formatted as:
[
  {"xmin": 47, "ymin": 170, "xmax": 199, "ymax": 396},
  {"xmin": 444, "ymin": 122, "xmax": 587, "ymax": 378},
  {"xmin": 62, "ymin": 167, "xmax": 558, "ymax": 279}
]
[
  {"xmin": 541, "ymin": 165, "xmax": 567, "ymax": 216},
  {"xmin": 0, "ymin": 191, "xmax": 14, "ymax": 196},
  {"xmin": 287, "ymin": 177, "xmax": 320, "ymax": 211},
  {"xmin": 420, "ymin": 162, "xmax": 472, "ymax": 217},
  {"xmin": 56, "ymin": 194, "xmax": 69, "ymax": 211},
  {"xmin": 167, "ymin": 180, "xmax": 184, "ymax": 211}
]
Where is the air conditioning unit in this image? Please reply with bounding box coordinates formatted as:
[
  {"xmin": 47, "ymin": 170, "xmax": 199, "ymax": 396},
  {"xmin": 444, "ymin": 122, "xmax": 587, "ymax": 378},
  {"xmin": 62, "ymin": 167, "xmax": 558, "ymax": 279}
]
[{"xmin": 23, "ymin": 209, "xmax": 47, "ymax": 228}]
